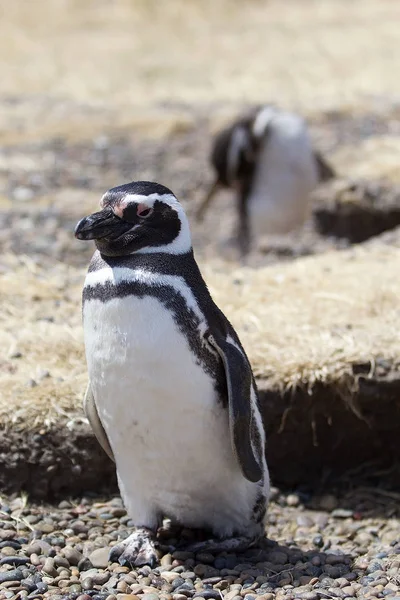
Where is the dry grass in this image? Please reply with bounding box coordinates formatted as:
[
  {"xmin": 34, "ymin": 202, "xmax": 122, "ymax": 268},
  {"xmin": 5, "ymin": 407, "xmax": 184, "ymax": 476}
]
[
  {"xmin": 332, "ymin": 136, "xmax": 400, "ymax": 184},
  {"xmin": 1, "ymin": 241, "xmax": 400, "ymax": 430},
  {"xmin": 0, "ymin": 0, "xmax": 400, "ymax": 143}
]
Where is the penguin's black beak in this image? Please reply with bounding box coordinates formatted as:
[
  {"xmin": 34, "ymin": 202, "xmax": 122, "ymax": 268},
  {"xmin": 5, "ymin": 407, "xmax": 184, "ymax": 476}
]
[{"xmin": 75, "ymin": 209, "xmax": 131, "ymax": 241}]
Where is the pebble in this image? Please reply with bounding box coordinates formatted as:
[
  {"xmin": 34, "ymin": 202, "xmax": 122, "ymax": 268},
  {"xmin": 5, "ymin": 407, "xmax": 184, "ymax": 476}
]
[
  {"xmin": 0, "ymin": 568, "xmax": 24, "ymax": 583},
  {"xmin": 286, "ymin": 494, "xmax": 300, "ymax": 507},
  {"xmin": 63, "ymin": 544, "xmax": 83, "ymax": 565},
  {"xmin": 89, "ymin": 546, "xmax": 110, "ymax": 568},
  {"xmin": 0, "ymin": 555, "xmax": 30, "ymax": 566},
  {"xmin": 142, "ymin": 594, "xmax": 159, "ymax": 600},
  {"xmin": 42, "ymin": 557, "xmax": 58, "ymax": 577}
]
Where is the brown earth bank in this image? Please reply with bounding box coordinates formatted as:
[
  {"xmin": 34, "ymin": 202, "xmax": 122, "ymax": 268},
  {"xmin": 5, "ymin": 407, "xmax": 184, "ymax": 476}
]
[{"xmin": 1, "ymin": 365, "xmax": 400, "ymax": 500}]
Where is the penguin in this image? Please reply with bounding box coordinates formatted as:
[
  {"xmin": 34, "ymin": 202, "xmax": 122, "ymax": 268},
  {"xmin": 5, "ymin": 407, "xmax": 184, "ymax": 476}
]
[
  {"xmin": 75, "ymin": 180, "xmax": 270, "ymax": 567},
  {"xmin": 197, "ymin": 105, "xmax": 335, "ymax": 255}
]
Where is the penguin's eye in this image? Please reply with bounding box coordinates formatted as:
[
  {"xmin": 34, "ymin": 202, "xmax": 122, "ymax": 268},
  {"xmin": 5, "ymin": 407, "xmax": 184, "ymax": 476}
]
[{"xmin": 137, "ymin": 204, "xmax": 153, "ymax": 218}]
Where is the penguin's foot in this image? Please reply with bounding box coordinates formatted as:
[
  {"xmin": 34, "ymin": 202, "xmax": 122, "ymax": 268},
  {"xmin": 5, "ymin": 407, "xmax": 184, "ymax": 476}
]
[
  {"xmin": 109, "ymin": 527, "xmax": 158, "ymax": 567},
  {"xmin": 182, "ymin": 535, "xmax": 259, "ymax": 554}
]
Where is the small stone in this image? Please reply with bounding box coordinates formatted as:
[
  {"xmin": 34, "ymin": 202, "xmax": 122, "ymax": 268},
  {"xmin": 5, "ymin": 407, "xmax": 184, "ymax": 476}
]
[
  {"xmin": 194, "ymin": 564, "xmax": 207, "ymax": 577},
  {"xmin": 89, "ymin": 547, "xmax": 110, "ymax": 569},
  {"xmin": 53, "ymin": 555, "xmax": 70, "ymax": 569},
  {"xmin": 161, "ymin": 554, "xmax": 173, "ymax": 567},
  {"xmin": 0, "ymin": 568, "xmax": 24, "ymax": 584},
  {"xmin": 116, "ymin": 580, "xmax": 129, "ymax": 593},
  {"xmin": 181, "ymin": 571, "xmax": 196, "ymax": 580},
  {"xmin": 202, "ymin": 576, "xmax": 222, "ymax": 585},
  {"xmin": 0, "ymin": 541, "xmax": 12, "ymax": 552},
  {"xmin": 130, "ymin": 585, "xmax": 144, "ymax": 595},
  {"xmin": 63, "ymin": 545, "xmax": 83, "ymax": 566},
  {"xmin": 142, "ymin": 594, "xmax": 160, "ymax": 600},
  {"xmin": 78, "ymin": 557, "xmax": 94, "ymax": 571},
  {"xmin": 38, "ymin": 522, "xmax": 54, "ymax": 533},
  {"xmin": 77, "ymin": 596, "xmax": 92, "ymax": 600},
  {"xmin": 93, "ymin": 571, "xmax": 111, "ymax": 585},
  {"xmin": 215, "ymin": 579, "xmax": 229, "ymax": 590},
  {"xmin": 162, "ymin": 571, "xmax": 181, "ymax": 583},
  {"xmin": 312, "ymin": 535, "xmax": 324, "ymax": 548},
  {"xmin": 36, "ymin": 582, "xmax": 49, "ymax": 593},
  {"xmin": 82, "ymin": 577, "xmax": 94, "ymax": 590},
  {"xmin": 0, "ymin": 556, "xmax": 30, "ymax": 566},
  {"xmin": 225, "ymin": 590, "xmax": 242, "ymax": 600},
  {"xmin": 286, "ymin": 494, "xmax": 300, "ymax": 507},
  {"xmin": 42, "ymin": 557, "xmax": 58, "ymax": 577},
  {"xmin": 171, "ymin": 577, "xmax": 185, "ymax": 590},
  {"xmin": 173, "ymin": 595, "xmax": 188, "ymax": 600}
]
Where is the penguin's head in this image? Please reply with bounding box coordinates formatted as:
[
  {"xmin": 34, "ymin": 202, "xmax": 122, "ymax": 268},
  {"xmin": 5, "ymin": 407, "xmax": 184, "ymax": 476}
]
[{"xmin": 75, "ymin": 181, "xmax": 191, "ymax": 257}]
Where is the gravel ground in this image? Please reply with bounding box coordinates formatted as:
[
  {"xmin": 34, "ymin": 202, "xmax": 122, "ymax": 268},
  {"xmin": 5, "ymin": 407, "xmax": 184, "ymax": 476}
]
[{"xmin": 0, "ymin": 490, "xmax": 399, "ymax": 600}]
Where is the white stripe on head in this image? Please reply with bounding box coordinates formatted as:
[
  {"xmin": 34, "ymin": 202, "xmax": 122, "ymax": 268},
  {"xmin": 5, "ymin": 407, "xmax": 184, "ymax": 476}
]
[
  {"xmin": 252, "ymin": 106, "xmax": 278, "ymax": 139},
  {"xmin": 137, "ymin": 198, "xmax": 192, "ymax": 255},
  {"xmin": 113, "ymin": 192, "xmax": 181, "ymax": 212}
]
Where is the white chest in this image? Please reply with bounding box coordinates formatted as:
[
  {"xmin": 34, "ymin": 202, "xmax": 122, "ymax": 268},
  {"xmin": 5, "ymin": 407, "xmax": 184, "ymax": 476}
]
[
  {"xmin": 83, "ymin": 294, "xmax": 219, "ymax": 434},
  {"xmin": 83, "ymin": 294, "xmax": 254, "ymax": 533},
  {"xmin": 248, "ymin": 114, "xmax": 319, "ymax": 236}
]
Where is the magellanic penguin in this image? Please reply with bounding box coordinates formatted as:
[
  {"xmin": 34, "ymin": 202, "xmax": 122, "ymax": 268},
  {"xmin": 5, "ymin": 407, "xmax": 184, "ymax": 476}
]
[
  {"xmin": 197, "ymin": 105, "xmax": 335, "ymax": 254},
  {"xmin": 75, "ymin": 181, "xmax": 270, "ymax": 567}
]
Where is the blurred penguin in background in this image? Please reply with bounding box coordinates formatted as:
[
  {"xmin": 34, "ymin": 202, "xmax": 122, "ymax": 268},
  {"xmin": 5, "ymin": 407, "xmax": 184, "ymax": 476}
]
[{"xmin": 196, "ymin": 105, "xmax": 335, "ymax": 255}]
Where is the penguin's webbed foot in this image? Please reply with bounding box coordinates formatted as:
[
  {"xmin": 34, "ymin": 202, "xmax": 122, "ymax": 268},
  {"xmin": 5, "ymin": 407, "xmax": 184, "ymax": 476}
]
[{"xmin": 109, "ymin": 527, "xmax": 158, "ymax": 567}]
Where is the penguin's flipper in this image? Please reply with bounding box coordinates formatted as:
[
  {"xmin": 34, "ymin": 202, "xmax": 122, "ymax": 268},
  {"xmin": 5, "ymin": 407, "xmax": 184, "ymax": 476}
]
[
  {"xmin": 83, "ymin": 383, "xmax": 115, "ymax": 462},
  {"xmin": 196, "ymin": 179, "xmax": 222, "ymax": 222},
  {"xmin": 314, "ymin": 151, "xmax": 336, "ymax": 182},
  {"xmin": 207, "ymin": 333, "xmax": 262, "ymax": 483}
]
